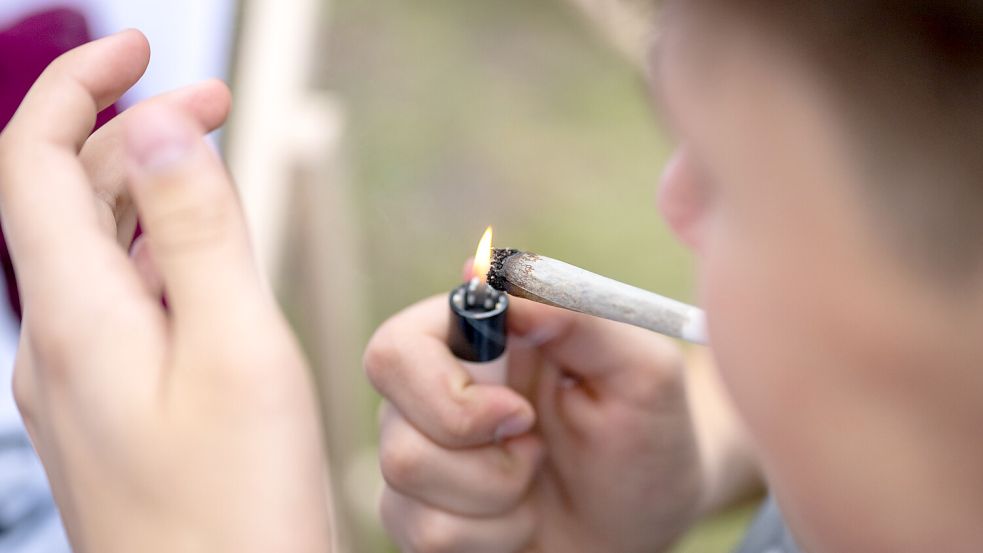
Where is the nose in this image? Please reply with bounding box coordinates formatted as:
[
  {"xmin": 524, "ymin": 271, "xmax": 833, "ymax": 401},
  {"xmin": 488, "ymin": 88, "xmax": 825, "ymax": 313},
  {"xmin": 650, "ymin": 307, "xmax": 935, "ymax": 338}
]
[{"xmin": 657, "ymin": 148, "xmax": 708, "ymax": 250}]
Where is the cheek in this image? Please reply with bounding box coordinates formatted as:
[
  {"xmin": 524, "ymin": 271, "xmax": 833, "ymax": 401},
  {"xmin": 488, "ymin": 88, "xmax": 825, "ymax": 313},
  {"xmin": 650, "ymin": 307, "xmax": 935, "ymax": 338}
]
[
  {"xmin": 697, "ymin": 213, "xmax": 909, "ymax": 551},
  {"xmin": 697, "ymin": 212, "xmax": 836, "ymax": 467},
  {"xmin": 699, "ymin": 230, "xmax": 785, "ymax": 432}
]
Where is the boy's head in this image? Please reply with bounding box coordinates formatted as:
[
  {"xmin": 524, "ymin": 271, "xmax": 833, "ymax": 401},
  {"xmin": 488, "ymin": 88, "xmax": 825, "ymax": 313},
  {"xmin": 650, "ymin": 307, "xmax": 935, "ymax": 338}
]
[{"xmin": 652, "ymin": 2, "xmax": 983, "ymax": 549}]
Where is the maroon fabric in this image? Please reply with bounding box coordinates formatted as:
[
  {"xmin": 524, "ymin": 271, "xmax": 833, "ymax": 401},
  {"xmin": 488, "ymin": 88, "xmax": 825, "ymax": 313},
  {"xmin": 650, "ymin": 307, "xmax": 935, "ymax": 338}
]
[{"xmin": 0, "ymin": 8, "xmax": 119, "ymax": 318}]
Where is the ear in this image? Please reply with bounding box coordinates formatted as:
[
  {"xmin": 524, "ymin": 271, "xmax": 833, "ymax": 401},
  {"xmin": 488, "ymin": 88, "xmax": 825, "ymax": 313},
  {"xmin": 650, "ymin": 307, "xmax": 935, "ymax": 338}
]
[{"xmin": 657, "ymin": 148, "xmax": 709, "ymax": 250}]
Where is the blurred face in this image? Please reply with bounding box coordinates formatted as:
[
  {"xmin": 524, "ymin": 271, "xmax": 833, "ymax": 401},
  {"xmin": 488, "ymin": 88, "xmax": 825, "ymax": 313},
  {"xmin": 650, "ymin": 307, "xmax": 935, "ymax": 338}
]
[{"xmin": 654, "ymin": 12, "xmax": 983, "ymax": 552}]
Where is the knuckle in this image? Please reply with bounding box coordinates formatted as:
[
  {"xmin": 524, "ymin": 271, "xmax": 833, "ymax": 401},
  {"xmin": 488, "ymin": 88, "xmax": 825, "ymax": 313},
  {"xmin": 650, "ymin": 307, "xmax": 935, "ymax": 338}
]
[
  {"xmin": 441, "ymin": 404, "xmax": 481, "ymax": 444},
  {"xmin": 380, "ymin": 485, "xmax": 463, "ymax": 553},
  {"xmin": 363, "ymin": 327, "xmax": 404, "ymax": 391},
  {"xmin": 144, "ymin": 188, "xmax": 231, "ymax": 257},
  {"xmin": 379, "ymin": 433, "xmax": 424, "ymax": 491},
  {"xmin": 407, "ymin": 510, "xmax": 459, "ymax": 553},
  {"xmin": 483, "ymin": 477, "xmax": 526, "ymax": 514},
  {"xmin": 497, "ymin": 460, "xmax": 533, "ymax": 501},
  {"xmin": 491, "ymin": 440, "xmax": 543, "ymax": 505},
  {"xmin": 30, "ymin": 320, "xmax": 85, "ymax": 375}
]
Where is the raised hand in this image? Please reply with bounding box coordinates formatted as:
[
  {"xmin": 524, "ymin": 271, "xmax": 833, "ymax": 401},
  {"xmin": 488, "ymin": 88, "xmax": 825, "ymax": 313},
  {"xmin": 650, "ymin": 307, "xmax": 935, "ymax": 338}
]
[{"xmin": 0, "ymin": 30, "xmax": 332, "ymax": 553}]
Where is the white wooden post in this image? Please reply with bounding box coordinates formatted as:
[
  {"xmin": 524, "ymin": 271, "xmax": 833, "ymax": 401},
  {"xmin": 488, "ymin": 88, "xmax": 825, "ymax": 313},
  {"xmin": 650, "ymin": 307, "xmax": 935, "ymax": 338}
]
[
  {"xmin": 225, "ymin": 1, "xmax": 371, "ymax": 550},
  {"xmin": 563, "ymin": 0, "xmax": 654, "ymax": 70}
]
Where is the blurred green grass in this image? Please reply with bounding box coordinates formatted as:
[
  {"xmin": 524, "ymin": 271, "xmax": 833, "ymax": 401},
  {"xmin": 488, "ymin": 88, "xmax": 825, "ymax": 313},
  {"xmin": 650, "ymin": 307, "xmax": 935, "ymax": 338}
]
[{"xmin": 322, "ymin": 0, "xmax": 756, "ymax": 549}]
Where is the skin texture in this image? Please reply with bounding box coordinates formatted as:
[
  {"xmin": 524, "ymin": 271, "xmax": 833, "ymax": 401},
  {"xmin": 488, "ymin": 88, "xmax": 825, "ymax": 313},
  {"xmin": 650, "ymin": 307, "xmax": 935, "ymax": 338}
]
[
  {"xmin": 656, "ymin": 11, "xmax": 983, "ymax": 552},
  {"xmin": 366, "ymin": 295, "xmax": 706, "ymax": 553},
  {"xmin": 367, "ymin": 271, "xmax": 760, "ymax": 553},
  {"xmin": 0, "ymin": 31, "xmax": 333, "ymax": 553}
]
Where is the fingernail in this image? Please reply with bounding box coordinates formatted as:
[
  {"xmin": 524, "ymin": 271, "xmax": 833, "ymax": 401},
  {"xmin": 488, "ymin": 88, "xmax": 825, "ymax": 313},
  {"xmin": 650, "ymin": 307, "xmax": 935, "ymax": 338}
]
[
  {"xmin": 494, "ymin": 412, "xmax": 533, "ymax": 443},
  {"xmin": 127, "ymin": 107, "xmax": 195, "ymax": 173}
]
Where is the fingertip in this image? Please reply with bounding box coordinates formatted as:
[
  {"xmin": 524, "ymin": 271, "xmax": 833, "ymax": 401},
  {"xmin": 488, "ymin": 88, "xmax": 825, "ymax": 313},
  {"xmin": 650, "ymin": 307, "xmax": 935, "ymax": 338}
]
[
  {"xmin": 10, "ymin": 28, "xmax": 152, "ymax": 150},
  {"xmin": 192, "ymin": 79, "xmax": 233, "ymax": 128},
  {"xmin": 124, "ymin": 103, "xmax": 199, "ymax": 174},
  {"xmin": 125, "ymin": 80, "xmax": 232, "ymax": 135},
  {"xmin": 202, "ymin": 78, "xmax": 232, "ymax": 104},
  {"xmin": 116, "ymin": 28, "xmax": 151, "ymax": 59},
  {"xmin": 83, "ymin": 29, "xmax": 151, "ymax": 110},
  {"xmin": 128, "ymin": 29, "xmax": 152, "ymax": 78}
]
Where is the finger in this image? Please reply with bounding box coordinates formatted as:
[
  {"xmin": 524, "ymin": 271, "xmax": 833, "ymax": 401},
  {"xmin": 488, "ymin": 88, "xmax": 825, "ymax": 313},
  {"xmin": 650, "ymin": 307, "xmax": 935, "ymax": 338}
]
[
  {"xmin": 129, "ymin": 235, "xmax": 164, "ymax": 299},
  {"xmin": 499, "ymin": 327, "xmax": 547, "ymax": 404},
  {"xmin": 508, "ymin": 297, "xmax": 685, "ymax": 404},
  {"xmin": 124, "ymin": 103, "xmax": 265, "ymax": 328},
  {"xmin": 364, "ymin": 296, "xmax": 536, "ymax": 448},
  {"xmin": 3, "ymin": 29, "xmax": 149, "ymax": 149},
  {"xmin": 81, "ymin": 79, "xmax": 232, "ymax": 244},
  {"xmin": 0, "ymin": 30, "xmax": 150, "ymax": 313},
  {"xmin": 379, "ymin": 404, "xmax": 544, "ymax": 517},
  {"xmin": 380, "ymin": 487, "xmax": 535, "ymax": 553},
  {"xmin": 534, "ymin": 360, "xmax": 597, "ymax": 484}
]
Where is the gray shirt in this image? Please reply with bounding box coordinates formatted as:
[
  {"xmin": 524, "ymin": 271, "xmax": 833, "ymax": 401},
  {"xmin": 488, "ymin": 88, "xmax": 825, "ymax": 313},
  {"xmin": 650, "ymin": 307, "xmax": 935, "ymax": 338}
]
[{"xmin": 734, "ymin": 496, "xmax": 802, "ymax": 553}]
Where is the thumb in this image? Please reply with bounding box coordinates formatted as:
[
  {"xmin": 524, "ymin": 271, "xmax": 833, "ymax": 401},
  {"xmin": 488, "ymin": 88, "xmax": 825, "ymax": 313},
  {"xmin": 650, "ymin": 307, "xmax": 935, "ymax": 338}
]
[
  {"xmin": 124, "ymin": 104, "xmax": 263, "ymax": 328},
  {"xmin": 507, "ymin": 298, "xmax": 687, "ymax": 435},
  {"xmin": 365, "ymin": 296, "xmax": 537, "ymax": 447}
]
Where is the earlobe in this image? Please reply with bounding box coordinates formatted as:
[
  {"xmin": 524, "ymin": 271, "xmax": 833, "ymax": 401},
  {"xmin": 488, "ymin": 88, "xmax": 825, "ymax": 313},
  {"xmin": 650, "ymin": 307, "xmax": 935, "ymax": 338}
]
[{"xmin": 657, "ymin": 148, "xmax": 707, "ymax": 250}]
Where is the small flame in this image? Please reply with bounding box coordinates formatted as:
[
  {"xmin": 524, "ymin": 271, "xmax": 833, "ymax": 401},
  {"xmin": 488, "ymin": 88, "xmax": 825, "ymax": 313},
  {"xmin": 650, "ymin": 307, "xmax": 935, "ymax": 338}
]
[{"xmin": 471, "ymin": 226, "xmax": 494, "ymax": 282}]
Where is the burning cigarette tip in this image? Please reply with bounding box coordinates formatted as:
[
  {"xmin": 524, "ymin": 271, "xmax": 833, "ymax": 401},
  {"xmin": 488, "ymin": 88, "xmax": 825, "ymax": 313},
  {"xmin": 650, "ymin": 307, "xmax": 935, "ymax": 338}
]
[{"xmin": 487, "ymin": 248, "xmax": 520, "ymax": 292}]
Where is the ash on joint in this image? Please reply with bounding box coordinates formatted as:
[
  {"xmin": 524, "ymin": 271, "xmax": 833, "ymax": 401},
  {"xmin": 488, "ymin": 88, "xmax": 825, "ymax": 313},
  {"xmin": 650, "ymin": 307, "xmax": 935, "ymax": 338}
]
[{"xmin": 487, "ymin": 248, "xmax": 520, "ymax": 291}]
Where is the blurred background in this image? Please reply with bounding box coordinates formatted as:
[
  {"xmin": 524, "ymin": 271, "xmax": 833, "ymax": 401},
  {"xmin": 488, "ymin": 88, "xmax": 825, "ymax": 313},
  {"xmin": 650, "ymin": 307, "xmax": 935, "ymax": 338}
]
[{"xmin": 0, "ymin": 0, "xmax": 756, "ymax": 551}]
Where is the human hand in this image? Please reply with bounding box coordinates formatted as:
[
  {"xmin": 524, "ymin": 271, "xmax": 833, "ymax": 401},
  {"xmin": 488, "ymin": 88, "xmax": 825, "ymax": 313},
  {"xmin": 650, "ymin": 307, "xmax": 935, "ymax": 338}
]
[
  {"xmin": 0, "ymin": 31, "xmax": 332, "ymax": 553},
  {"xmin": 365, "ymin": 294, "xmax": 703, "ymax": 552}
]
